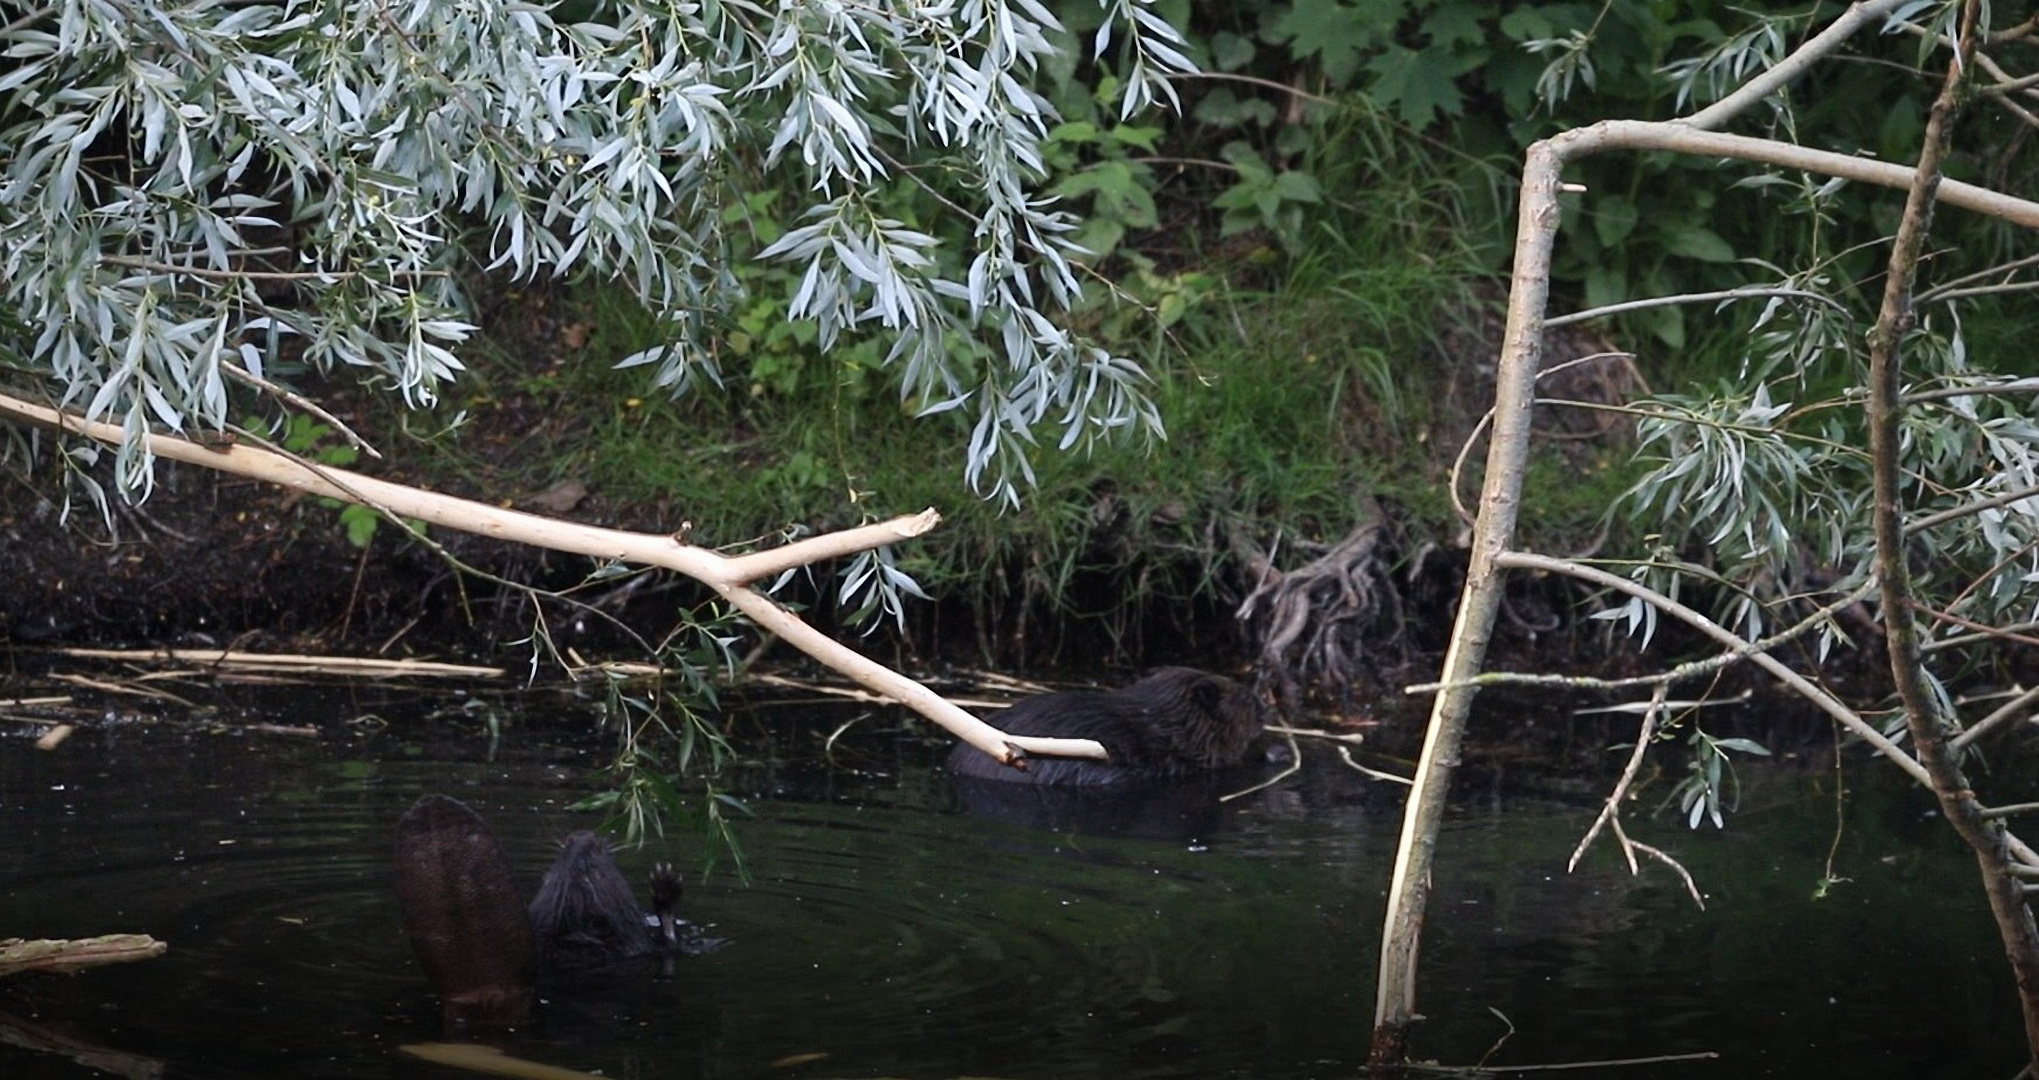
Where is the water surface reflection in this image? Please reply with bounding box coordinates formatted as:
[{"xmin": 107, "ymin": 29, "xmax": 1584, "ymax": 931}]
[{"xmin": 0, "ymin": 682, "xmax": 2020, "ymax": 1078}]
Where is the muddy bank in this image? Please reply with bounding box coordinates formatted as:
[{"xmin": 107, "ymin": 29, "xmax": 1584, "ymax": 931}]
[
  {"xmin": 0, "ymin": 282, "xmax": 1649, "ymax": 688},
  {"xmin": 0, "ymin": 455, "xmax": 1355, "ymax": 672}
]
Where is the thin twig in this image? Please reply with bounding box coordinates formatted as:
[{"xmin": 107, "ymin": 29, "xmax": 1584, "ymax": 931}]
[
  {"xmin": 1266, "ymin": 723, "xmax": 1368, "ymax": 744},
  {"xmin": 1906, "ymin": 480, "xmax": 2039, "ymax": 535},
  {"xmin": 1162, "ymin": 69, "xmax": 1338, "ymax": 106},
  {"xmin": 1926, "ymin": 280, "xmax": 2039, "ymax": 302},
  {"xmin": 1410, "ymin": 1050, "xmax": 1720, "ymax": 1074},
  {"xmin": 1220, "ymin": 726, "xmax": 1302, "ymax": 802},
  {"xmin": 1574, "ymin": 690, "xmax": 1752, "ymax": 715},
  {"xmin": 1495, "ymin": 551, "xmax": 1927, "ymax": 786},
  {"xmin": 1957, "ymin": 685, "xmax": 2039, "ymax": 752},
  {"xmin": 1569, "ymin": 683, "xmax": 1668, "ymax": 873},
  {"xmin": 1, "ymin": 5, "xmax": 56, "ymax": 37},
  {"xmin": 1679, "ymin": 0, "xmax": 1912, "ymax": 130},
  {"xmin": 1445, "ymin": 352, "xmax": 1634, "ymax": 525},
  {"xmin": 1904, "ymin": 377, "xmax": 2039, "ymax": 404},
  {"xmin": 223, "ymin": 363, "xmax": 382, "ymax": 460},
  {"xmin": 1409, "ymin": 573, "xmax": 1879, "ymax": 697},
  {"xmin": 1630, "ymin": 838, "xmax": 1706, "ymax": 909},
  {"xmin": 821, "ymin": 712, "xmax": 870, "ymax": 766},
  {"xmin": 1446, "ymin": 408, "xmax": 1493, "ymax": 527},
  {"xmin": 51, "ymin": 647, "xmax": 504, "ymax": 678},
  {"xmin": 1917, "ymin": 251, "xmax": 2039, "ymax": 301},
  {"xmin": 1546, "ymin": 286, "xmax": 1846, "ymax": 328},
  {"xmin": 47, "ymin": 673, "xmax": 200, "ymax": 709},
  {"xmin": 1909, "ymin": 600, "xmax": 2039, "ymax": 649},
  {"xmin": 1817, "ymin": 717, "xmax": 1851, "ymax": 896}
]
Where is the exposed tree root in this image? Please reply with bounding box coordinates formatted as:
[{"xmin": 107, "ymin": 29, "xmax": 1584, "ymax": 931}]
[{"xmin": 1231, "ymin": 508, "xmax": 1403, "ymax": 711}]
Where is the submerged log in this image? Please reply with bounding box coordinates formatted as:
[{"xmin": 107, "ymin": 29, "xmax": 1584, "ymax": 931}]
[{"xmin": 0, "ymin": 935, "xmax": 168, "ymax": 978}]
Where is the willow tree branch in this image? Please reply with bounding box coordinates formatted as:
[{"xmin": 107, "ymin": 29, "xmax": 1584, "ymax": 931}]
[
  {"xmin": 1406, "ymin": 570, "xmax": 1880, "ymax": 699},
  {"xmin": 1903, "ymin": 378, "xmax": 2039, "ymax": 404},
  {"xmin": 1568, "ymin": 683, "xmax": 1667, "ymax": 875},
  {"xmin": 1681, "ymin": 0, "xmax": 1914, "ymax": 131},
  {"xmin": 1917, "ymin": 252, "xmax": 2039, "ymax": 302},
  {"xmin": 1905, "ymin": 481, "xmax": 2039, "ymax": 534},
  {"xmin": 1546, "ymin": 286, "xmax": 1847, "ymax": 328},
  {"xmin": 0, "ymin": 390, "xmax": 1107, "ymax": 768},
  {"xmin": 223, "ymin": 361, "xmax": 383, "ymax": 461},
  {"xmin": 1548, "ymin": 121, "xmax": 2039, "ymax": 227},
  {"xmin": 1496, "ymin": 550, "xmax": 1926, "ymax": 785},
  {"xmin": 1953, "ymin": 684, "xmax": 2039, "ymax": 753},
  {"xmin": 1369, "ymin": 5, "xmax": 2039, "ymax": 1068},
  {"xmin": 1864, "ymin": 1, "xmax": 2039, "ymax": 1065}
]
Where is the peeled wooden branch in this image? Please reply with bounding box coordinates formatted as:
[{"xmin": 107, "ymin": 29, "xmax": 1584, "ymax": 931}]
[
  {"xmin": 50, "ymin": 647, "xmax": 506, "ymax": 678},
  {"xmin": 0, "ymin": 391, "xmax": 1106, "ymax": 768},
  {"xmin": 0, "ymin": 935, "xmax": 167, "ymax": 978},
  {"xmin": 400, "ymin": 1041, "xmax": 607, "ymax": 1080}
]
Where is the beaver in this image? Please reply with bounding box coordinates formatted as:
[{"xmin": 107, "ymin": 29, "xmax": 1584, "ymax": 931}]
[
  {"xmin": 946, "ymin": 667, "xmax": 1267, "ymax": 785},
  {"xmin": 528, "ymin": 830, "xmax": 682, "ymax": 973},
  {"xmin": 394, "ymin": 795, "xmax": 693, "ymax": 1027}
]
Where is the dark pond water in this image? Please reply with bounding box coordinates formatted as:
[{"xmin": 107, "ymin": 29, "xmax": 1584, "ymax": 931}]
[{"xmin": 0, "ymin": 682, "xmax": 2025, "ymax": 1079}]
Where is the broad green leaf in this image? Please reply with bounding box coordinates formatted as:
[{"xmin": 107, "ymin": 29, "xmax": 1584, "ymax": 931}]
[
  {"xmin": 1660, "ymin": 222, "xmax": 1737, "ymax": 263},
  {"xmin": 1266, "ymin": 0, "xmax": 1394, "ymax": 85},
  {"xmin": 1210, "ymin": 31, "xmax": 1256, "ymax": 71},
  {"xmin": 1365, "ymin": 44, "xmax": 1476, "ymax": 127},
  {"xmin": 1592, "ymin": 197, "xmax": 1640, "ymax": 247}
]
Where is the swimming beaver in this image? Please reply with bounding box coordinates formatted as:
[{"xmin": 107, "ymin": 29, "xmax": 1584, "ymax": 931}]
[
  {"xmin": 528, "ymin": 830, "xmax": 681, "ymax": 972},
  {"xmin": 394, "ymin": 795, "xmax": 690, "ymax": 1027},
  {"xmin": 946, "ymin": 667, "xmax": 1267, "ymax": 785}
]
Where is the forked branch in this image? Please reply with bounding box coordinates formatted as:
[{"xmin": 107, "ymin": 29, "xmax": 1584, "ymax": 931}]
[{"xmin": 0, "ymin": 391, "xmax": 1107, "ymax": 768}]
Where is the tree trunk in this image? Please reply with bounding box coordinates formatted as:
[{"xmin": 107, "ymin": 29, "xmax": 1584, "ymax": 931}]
[
  {"xmin": 1367, "ymin": 143, "xmax": 1563, "ymax": 1073},
  {"xmin": 1367, "ymin": 3, "xmax": 2039, "ymax": 1068},
  {"xmin": 1863, "ymin": 1, "xmax": 2039, "ymax": 1065}
]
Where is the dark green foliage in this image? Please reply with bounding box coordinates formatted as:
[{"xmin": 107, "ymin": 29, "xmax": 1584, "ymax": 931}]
[{"xmin": 1027, "ymin": 1, "xmax": 2036, "ymax": 351}]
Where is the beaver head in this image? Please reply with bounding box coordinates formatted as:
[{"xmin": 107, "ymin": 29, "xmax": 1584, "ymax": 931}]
[{"xmin": 1130, "ymin": 667, "xmax": 1268, "ymax": 768}]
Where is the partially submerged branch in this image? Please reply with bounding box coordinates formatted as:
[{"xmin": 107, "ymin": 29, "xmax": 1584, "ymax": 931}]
[
  {"xmin": 0, "ymin": 391, "xmax": 1105, "ymax": 768},
  {"xmin": 1569, "ymin": 685, "xmax": 1666, "ymax": 874},
  {"xmin": 0, "ymin": 935, "xmax": 166, "ymax": 978}
]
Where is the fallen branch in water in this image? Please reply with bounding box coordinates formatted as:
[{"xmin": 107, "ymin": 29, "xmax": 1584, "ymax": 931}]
[
  {"xmin": 1337, "ymin": 746, "xmax": 1412, "ymax": 786},
  {"xmin": 1408, "ymin": 1049, "xmax": 1720, "ymax": 1074},
  {"xmin": 1, "ymin": 392, "xmax": 1105, "ymax": 768},
  {"xmin": 48, "ymin": 647, "xmax": 507, "ymax": 679},
  {"xmin": 47, "ymin": 672, "xmax": 202, "ymax": 709},
  {"xmin": 34, "ymin": 724, "xmax": 74, "ymax": 750},
  {"xmin": 1267, "ymin": 723, "xmax": 1369, "ymax": 745},
  {"xmin": 0, "ymin": 935, "xmax": 168, "ymax": 978},
  {"xmin": 400, "ymin": 1042, "xmax": 607, "ymax": 1080}
]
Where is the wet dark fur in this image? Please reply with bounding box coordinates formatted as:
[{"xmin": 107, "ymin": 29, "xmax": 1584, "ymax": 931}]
[
  {"xmin": 394, "ymin": 795, "xmax": 684, "ymax": 1027},
  {"xmin": 947, "ymin": 667, "xmax": 1266, "ymax": 786},
  {"xmin": 528, "ymin": 832, "xmax": 674, "ymax": 970},
  {"xmin": 394, "ymin": 795, "xmax": 538, "ymax": 1026}
]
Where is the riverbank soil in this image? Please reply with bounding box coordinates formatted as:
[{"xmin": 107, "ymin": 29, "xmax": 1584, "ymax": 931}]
[{"xmin": 2, "ymin": 277, "xmax": 1668, "ymax": 699}]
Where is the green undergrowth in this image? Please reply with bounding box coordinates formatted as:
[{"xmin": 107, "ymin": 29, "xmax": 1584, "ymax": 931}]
[{"xmin": 383, "ymin": 107, "xmax": 1642, "ymax": 646}]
